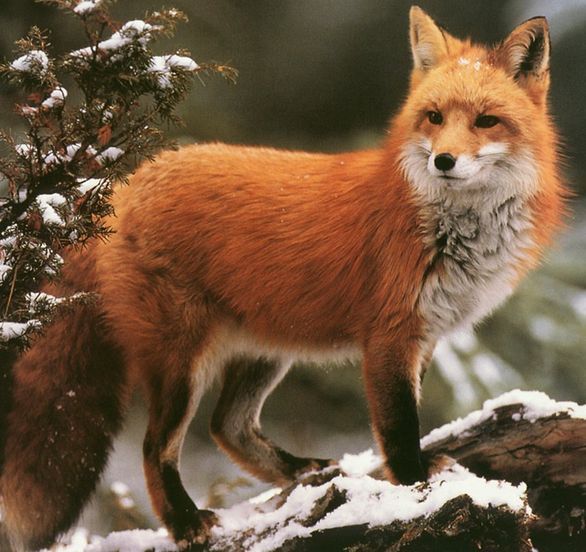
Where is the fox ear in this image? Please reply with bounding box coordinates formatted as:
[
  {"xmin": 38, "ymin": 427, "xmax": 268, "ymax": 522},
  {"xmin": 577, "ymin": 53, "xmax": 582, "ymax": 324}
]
[
  {"xmin": 409, "ymin": 6, "xmax": 449, "ymax": 71},
  {"xmin": 498, "ymin": 17, "xmax": 550, "ymax": 98}
]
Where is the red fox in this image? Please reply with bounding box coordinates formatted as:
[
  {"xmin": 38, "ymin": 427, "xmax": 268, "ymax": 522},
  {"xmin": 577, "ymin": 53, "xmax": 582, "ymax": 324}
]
[{"xmin": 0, "ymin": 6, "xmax": 566, "ymax": 550}]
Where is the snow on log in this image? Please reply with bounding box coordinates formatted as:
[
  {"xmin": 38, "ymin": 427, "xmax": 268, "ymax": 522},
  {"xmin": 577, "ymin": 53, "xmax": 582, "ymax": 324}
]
[
  {"xmin": 5, "ymin": 390, "xmax": 585, "ymax": 551},
  {"xmin": 210, "ymin": 390, "xmax": 585, "ymax": 551},
  {"xmin": 422, "ymin": 389, "xmax": 586, "ymax": 550},
  {"xmin": 211, "ymin": 462, "xmax": 532, "ymax": 551}
]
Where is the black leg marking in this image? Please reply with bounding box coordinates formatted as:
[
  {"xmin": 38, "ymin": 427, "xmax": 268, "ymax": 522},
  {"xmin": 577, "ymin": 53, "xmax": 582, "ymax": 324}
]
[
  {"xmin": 362, "ymin": 343, "xmax": 425, "ymax": 485},
  {"xmin": 143, "ymin": 367, "xmax": 217, "ymax": 547}
]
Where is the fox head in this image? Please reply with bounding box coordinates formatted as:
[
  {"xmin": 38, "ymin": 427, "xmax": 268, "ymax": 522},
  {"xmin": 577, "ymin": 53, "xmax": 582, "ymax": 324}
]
[{"xmin": 397, "ymin": 6, "xmax": 556, "ymax": 207}]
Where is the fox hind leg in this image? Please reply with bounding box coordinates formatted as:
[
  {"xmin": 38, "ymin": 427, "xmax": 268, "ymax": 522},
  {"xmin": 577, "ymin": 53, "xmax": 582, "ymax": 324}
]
[{"xmin": 210, "ymin": 356, "xmax": 335, "ymax": 485}]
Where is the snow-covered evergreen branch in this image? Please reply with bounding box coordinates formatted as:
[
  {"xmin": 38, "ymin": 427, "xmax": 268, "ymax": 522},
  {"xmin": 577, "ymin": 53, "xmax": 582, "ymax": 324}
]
[{"xmin": 0, "ymin": 0, "xmax": 234, "ymax": 349}]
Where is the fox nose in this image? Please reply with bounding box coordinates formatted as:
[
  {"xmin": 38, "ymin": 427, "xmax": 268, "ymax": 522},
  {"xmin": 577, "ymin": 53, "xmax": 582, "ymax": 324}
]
[{"xmin": 434, "ymin": 153, "xmax": 456, "ymax": 172}]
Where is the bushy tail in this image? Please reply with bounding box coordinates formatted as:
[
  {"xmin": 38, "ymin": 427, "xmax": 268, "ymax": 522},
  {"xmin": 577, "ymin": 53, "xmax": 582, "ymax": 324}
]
[{"xmin": 0, "ymin": 246, "xmax": 128, "ymax": 551}]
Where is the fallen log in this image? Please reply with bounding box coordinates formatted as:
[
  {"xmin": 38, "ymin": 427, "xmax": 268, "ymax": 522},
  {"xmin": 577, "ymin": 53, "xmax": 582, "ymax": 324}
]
[
  {"xmin": 422, "ymin": 390, "xmax": 586, "ymax": 551},
  {"xmin": 211, "ymin": 390, "xmax": 586, "ymax": 552}
]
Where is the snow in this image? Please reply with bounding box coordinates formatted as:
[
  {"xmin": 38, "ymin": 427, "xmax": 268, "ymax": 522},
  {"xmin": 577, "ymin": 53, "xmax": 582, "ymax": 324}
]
[
  {"xmin": 67, "ymin": 143, "xmax": 92, "ymax": 160},
  {"xmin": 15, "ymin": 143, "xmax": 33, "ymax": 157},
  {"xmin": 36, "ymin": 200, "xmax": 62, "ymax": 225},
  {"xmin": 47, "ymin": 458, "xmax": 530, "ymax": 552},
  {"xmin": 102, "ymin": 110, "xmax": 114, "ymax": 122},
  {"xmin": 27, "ymin": 291, "xmax": 64, "ymax": 310},
  {"xmin": 20, "ymin": 105, "xmax": 39, "ymax": 116},
  {"xmin": 0, "ymin": 320, "xmax": 40, "ymax": 341},
  {"xmin": 120, "ymin": 20, "xmax": 154, "ymax": 36},
  {"xmin": 43, "ymin": 152, "xmax": 60, "ymax": 165},
  {"xmin": 27, "ymin": 291, "xmax": 89, "ymax": 315},
  {"xmin": 70, "ymin": 46, "xmax": 94, "ymax": 59},
  {"xmin": 485, "ymin": 389, "xmax": 586, "ymax": 421},
  {"xmin": 0, "ymin": 231, "xmax": 18, "ymax": 247},
  {"xmin": 36, "ymin": 193, "xmax": 68, "ymax": 226},
  {"xmin": 212, "ymin": 462, "xmax": 528, "ymax": 552},
  {"xmin": 0, "ymin": 263, "xmax": 12, "ymax": 284},
  {"xmin": 77, "ymin": 178, "xmax": 107, "ymax": 194},
  {"xmin": 42, "ymin": 87, "xmax": 68, "ymax": 109},
  {"xmin": 97, "ymin": 21, "xmax": 154, "ymax": 51},
  {"xmin": 48, "ymin": 528, "xmax": 176, "ymax": 552},
  {"xmin": 10, "ymin": 50, "xmax": 49, "ymax": 75},
  {"xmin": 248, "ymin": 487, "xmax": 283, "ymax": 505},
  {"xmin": 39, "ymin": 247, "xmax": 64, "ymax": 276},
  {"xmin": 74, "ymin": 0, "xmax": 102, "ymax": 15},
  {"xmin": 165, "ymin": 55, "xmax": 199, "ymax": 70},
  {"xmin": 339, "ymin": 448, "xmax": 382, "ymax": 477},
  {"xmin": 96, "ymin": 147, "xmax": 124, "ymax": 164},
  {"xmin": 421, "ymin": 389, "xmax": 586, "ymax": 448},
  {"xmin": 44, "ymin": 144, "xmax": 97, "ymax": 166},
  {"xmin": 322, "ymin": 465, "xmax": 527, "ymax": 527},
  {"xmin": 149, "ymin": 55, "xmax": 199, "ymax": 88},
  {"xmin": 71, "ymin": 20, "xmax": 157, "ymax": 59}
]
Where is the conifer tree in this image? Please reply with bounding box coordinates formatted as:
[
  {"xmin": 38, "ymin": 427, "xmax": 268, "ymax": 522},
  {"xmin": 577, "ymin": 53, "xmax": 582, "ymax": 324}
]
[{"xmin": 0, "ymin": 0, "xmax": 235, "ymax": 351}]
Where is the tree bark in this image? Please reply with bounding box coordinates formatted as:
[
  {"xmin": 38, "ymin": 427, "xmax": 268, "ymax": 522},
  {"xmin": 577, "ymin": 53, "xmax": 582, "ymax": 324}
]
[{"xmin": 423, "ymin": 403, "xmax": 586, "ymax": 551}]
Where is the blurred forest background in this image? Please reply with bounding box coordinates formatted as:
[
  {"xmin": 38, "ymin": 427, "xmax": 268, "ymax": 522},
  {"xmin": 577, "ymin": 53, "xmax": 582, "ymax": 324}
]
[{"xmin": 1, "ymin": 0, "xmax": 585, "ymax": 536}]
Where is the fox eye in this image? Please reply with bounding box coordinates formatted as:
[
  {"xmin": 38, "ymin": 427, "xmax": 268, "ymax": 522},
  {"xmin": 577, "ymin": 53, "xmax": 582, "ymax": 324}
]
[
  {"xmin": 427, "ymin": 111, "xmax": 443, "ymax": 125},
  {"xmin": 475, "ymin": 115, "xmax": 500, "ymax": 128}
]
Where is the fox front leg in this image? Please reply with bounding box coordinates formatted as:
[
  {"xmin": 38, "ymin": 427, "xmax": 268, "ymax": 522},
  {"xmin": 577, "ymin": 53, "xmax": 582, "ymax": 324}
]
[{"xmin": 362, "ymin": 338, "xmax": 426, "ymax": 485}]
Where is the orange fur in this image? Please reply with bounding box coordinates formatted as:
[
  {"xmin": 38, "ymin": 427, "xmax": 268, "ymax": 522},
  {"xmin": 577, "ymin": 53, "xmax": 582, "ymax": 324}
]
[{"xmin": 0, "ymin": 7, "xmax": 567, "ymax": 550}]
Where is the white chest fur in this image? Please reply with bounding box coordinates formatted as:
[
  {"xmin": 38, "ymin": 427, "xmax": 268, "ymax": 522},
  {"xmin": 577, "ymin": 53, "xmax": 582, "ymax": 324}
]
[{"xmin": 418, "ymin": 195, "xmax": 535, "ymax": 337}]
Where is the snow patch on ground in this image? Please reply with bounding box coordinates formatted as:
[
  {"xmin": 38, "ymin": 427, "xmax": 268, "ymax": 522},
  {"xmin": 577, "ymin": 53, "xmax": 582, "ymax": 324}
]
[{"xmin": 49, "ymin": 528, "xmax": 176, "ymax": 552}]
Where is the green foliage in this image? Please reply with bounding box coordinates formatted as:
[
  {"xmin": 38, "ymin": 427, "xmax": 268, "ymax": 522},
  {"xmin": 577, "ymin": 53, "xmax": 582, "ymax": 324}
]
[{"xmin": 0, "ymin": 0, "xmax": 234, "ymax": 349}]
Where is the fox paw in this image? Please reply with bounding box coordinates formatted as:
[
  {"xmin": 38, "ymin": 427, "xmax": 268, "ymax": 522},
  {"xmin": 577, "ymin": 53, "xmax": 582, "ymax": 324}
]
[
  {"xmin": 277, "ymin": 452, "xmax": 337, "ymax": 481},
  {"xmin": 174, "ymin": 509, "xmax": 218, "ymax": 551},
  {"xmin": 422, "ymin": 452, "xmax": 456, "ymax": 478},
  {"xmin": 301, "ymin": 457, "xmax": 338, "ymax": 473},
  {"xmin": 297, "ymin": 459, "xmax": 341, "ymax": 482}
]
